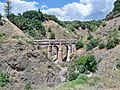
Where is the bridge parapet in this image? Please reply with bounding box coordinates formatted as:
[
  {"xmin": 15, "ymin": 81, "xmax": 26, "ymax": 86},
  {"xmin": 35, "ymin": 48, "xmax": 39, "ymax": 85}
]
[{"xmin": 33, "ymin": 39, "xmax": 76, "ymax": 45}]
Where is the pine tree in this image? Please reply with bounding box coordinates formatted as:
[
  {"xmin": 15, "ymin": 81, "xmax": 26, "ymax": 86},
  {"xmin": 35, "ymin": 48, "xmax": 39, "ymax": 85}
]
[{"xmin": 4, "ymin": 0, "xmax": 12, "ymax": 18}]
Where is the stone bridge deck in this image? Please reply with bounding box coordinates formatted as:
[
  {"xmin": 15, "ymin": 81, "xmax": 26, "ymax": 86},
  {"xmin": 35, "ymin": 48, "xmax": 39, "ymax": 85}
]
[{"xmin": 33, "ymin": 39, "xmax": 76, "ymax": 45}]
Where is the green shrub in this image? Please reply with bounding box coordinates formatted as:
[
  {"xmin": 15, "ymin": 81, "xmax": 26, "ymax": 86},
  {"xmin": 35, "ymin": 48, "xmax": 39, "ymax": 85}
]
[
  {"xmin": 67, "ymin": 54, "xmax": 97, "ymax": 82},
  {"xmin": 0, "ymin": 32, "xmax": 6, "ymax": 42},
  {"xmin": 76, "ymin": 55, "xmax": 97, "ymax": 73},
  {"xmin": 106, "ymin": 29, "xmax": 120, "ymax": 49},
  {"xmin": 66, "ymin": 67, "xmax": 79, "ymax": 81},
  {"xmin": 87, "ymin": 34, "xmax": 93, "ymax": 40},
  {"xmin": 102, "ymin": 22, "xmax": 106, "ymax": 27},
  {"xmin": 118, "ymin": 25, "xmax": 120, "ymax": 31},
  {"xmin": 99, "ymin": 42, "xmax": 105, "ymax": 49},
  {"xmin": 116, "ymin": 61, "xmax": 120, "ymax": 69},
  {"xmin": 48, "ymin": 27, "xmax": 52, "ymax": 32},
  {"xmin": 0, "ymin": 72, "xmax": 10, "ymax": 87},
  {"xmin": 75, "ymin": 40, "xmax": 84, "ymax": 50},
  {"xmin": 86, "ymin": 38, "xmax": 100, "ymax": 51},
  {"xmin": 50, "ymin": 32, "xmax": 55, "ymax": 39},
  {"xmin": 106, "ymin": 39, "xmax": 116, "ymax": 49},
  {"xmin": 75, "ymin": 74, "xmax": 88, "ymax": 84},
  {"xmin": 24, "ymin": 81, "xmax": 31, "ymax": 90}
]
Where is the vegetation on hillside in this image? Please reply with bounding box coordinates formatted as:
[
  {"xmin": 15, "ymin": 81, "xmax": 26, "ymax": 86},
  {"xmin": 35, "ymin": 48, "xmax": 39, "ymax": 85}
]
[
  {"xmin": 106, "ymin": 0, "xmax": 120, "ymax": 20},
  {"xmin": 75, "ymin": 40, "xmax": 84, "ymax": 50},
  {"xmin": 113, "ymin": 0, "xmax": 120, "ymax": 15},
  {"xmin": 106, "ymin": 29, "xmax": 120, "ymax": 49},
  {"xmin": 8, "ymin": 11, "xmax": 46, "ymax": 39},
  {"xmin": 8, "ymin": 10, "xmax": 66, "ymax": 39},
  {"xmin": 0, "ymin": 72, "xmax": 10, "ymax": 87},
  {"xmin": 64, "ymin": 20, "xmax": 102, "ymax": 32},
  {"xmin": 66, "ymin": 54, "xmax": 97, "ymax": 81}
]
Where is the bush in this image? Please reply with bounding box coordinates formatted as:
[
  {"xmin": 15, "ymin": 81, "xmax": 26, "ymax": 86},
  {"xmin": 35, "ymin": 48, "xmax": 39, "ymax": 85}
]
[
  {"xmin": 0, "ymin": 72, "xmax": 10, "ymax": 87},
  {"xmin": 102, "ymin": 22, "xmax": 106, "ymax": 27},
  {"xmin": 87, "ymin": 34, "xmax": 93, "ymax": 40},
  {"xmin": 99, "ymin": 42, "xmax": 105, "ymax": 49},
  {"xmin": 24, "ymin": 81, "xmax": 31, "ymax": 90},
  {"xmin": 76, "ymin": 55, "xmax": 97, "ymax": 73},
  {"xmin": 66, "ymin": 67, "xmax": 79, "ymax": 81},
  {"xmin": 0, "ymin": 32, "xmax": 6, "ymax": 42},
  {"xmin": 50, "ymin": 32, "xmax": 55, "ymax": 39},
  {"xmin": 118, "ymin": 25, "xmax": 120, "ymax": 31},
  {"xmin": 86, "ymin": 38, "xmax": 100, "ymax": 51},
  {"xmin": 75, "ymin": 40, "xmax": 84, "ymax": 50},
  {"xmin": 106, "ymin": 39, "xmax": 116, "ymax": 49},
  {"xmin": 106, "ymin": 29, "xmax": 120, "ymax": 49},
  {"xmin": 116, "ymin": 61, "xmax": 120, "ymax": 69},
  {"xmin": 67, "ymin": 54, "xmax": 97, "ymax": 82}
]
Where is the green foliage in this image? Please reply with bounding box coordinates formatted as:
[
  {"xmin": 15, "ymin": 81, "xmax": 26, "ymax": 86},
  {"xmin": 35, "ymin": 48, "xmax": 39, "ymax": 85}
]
[
  {"xmin": 86, "ymin": 38, "xmax": 100, "ymax": 51},
  {"xmin": 65, "ymin": 74, "xmax": 88, "ymax": 87},
  {"xmin": 99, "ymin": 42, "xmax": 106, "ymax": 49},
  {"xmin": 107, "ymin": 0, "xmax": 120, "ymax": 19},
  {"xmin": 67, "ymin": 55, "xmax": 97, "ymax": 81},
  {"xmin": 0, "ymin": 32, "xmax": 6, "ymax": 42},
  {"xmin": 0, "ymin": 72, "xmax": 10, "ymax": 87},
  {"xmin": 102, "ymin": 22, "xmax": 106, "ymax": 27},
  {"xmin": 48, "ymin": 27, "xmax": 52, "ymax": 32},
  {"xmin": 106, "ymin": 29, "xmax": 120, "ymax": 49},
  {"xmin": 9, "ymin": 11, "xmax": 46, "ymax": 39},
  {"xmin": 75, "ymin": 55, "xmax": 97, "ymax": 73},
  {"xmin": 23, "ymin": 10, "xmax": 42, "ymax": 20},
  {"xmin": 116, "ymin": 60, "xmax": 120, "ymax": 69},
  {"xmin": 50, "ymin": 32, "xmax": 55, "ymax": 39},
  {"xmin": 75, "ymin": 74, "xmax": 88, "ymax": 84},
  {"xmin": 118, "ymin": 25, "xmax": 120, "ymax": 31},
  {"xmin": 66, "ymin": 67, "xmax": 79, "ymax": 81},
  {"xmin": 75, "ymin": 40, "xmax": 84, "ymax": 50},
  {"xmin": 106, "ymin": 39, "xmax": 116, "ymax": 49},
  {"xmin": 113, "ymin": 0, "xmax": 120, "ymax": 14},
  {"xmin": 65, "ymin": 20, "xmax": 102, "ymax": 32},
  {"xmin": 87, "ymin": 31, "xmax": 93, "ymax": 40},
  {"xmin": 24, "ymin": 81, "xmax": 31, "ymax": 90}
]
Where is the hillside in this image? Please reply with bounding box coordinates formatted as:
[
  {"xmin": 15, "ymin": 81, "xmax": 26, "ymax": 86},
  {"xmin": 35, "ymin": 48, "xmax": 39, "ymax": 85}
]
[
  {"xmin": 0, "ymin": 0, "xmax": 120, "ymax": 89},
  {"xmin": 0, "ymin": 18, "xmax": 62, "ymax": 90}
]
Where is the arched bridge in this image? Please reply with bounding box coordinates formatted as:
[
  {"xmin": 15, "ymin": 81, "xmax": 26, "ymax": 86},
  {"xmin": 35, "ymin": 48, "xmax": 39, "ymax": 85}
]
[{"xmin": 33, "ymin": 39, "xmax": 76, "ymax": 62}]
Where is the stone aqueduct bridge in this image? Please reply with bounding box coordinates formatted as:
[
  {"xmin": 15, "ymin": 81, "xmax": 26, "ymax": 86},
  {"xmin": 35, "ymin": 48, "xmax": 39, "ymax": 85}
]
[{"xmin": 33, "ymin": 39, "xmax": 76, "ymax": 62}]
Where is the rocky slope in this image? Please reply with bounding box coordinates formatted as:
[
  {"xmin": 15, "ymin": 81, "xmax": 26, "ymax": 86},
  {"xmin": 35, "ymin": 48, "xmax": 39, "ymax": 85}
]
[{"xmin": 0, "ymin": 18, "xmax": 62, "ymax": 90}]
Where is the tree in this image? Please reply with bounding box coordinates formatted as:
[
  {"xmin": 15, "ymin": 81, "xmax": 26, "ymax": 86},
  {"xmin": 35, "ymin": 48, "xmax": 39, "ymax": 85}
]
[
  {"xmin": 0, "ymin": 13, "xmax": 2, "ymax": 20},
  {"xmin": 75, "ymin": 40, "xmax": 84, "ymax": 50},
  {"xmin": 4, "ymin": 0, "xmax": 12, "ymax": 18},
  {"xmin": 50, "ymin": 32, "xmax": 55, "ymax": 39}
]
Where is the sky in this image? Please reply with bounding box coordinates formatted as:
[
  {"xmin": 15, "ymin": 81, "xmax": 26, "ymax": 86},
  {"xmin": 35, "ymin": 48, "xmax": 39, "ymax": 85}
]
[{"xmin": 0, "ymin": 0, "xmax": 116, "ymax": 21}]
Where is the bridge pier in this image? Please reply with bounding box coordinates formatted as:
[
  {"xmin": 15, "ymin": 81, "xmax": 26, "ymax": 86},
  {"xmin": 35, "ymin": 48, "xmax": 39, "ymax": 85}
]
[
  {"xmin": 58, "ymin": 42, "xmax": 63, "ymax": 62},
  {"xmin": 48, "ymin": 43, "xmax": 52, "ymax": 60},
  {"xmin": 66, "ymin": 45, "xmax": 72, "ymax": 61}
]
